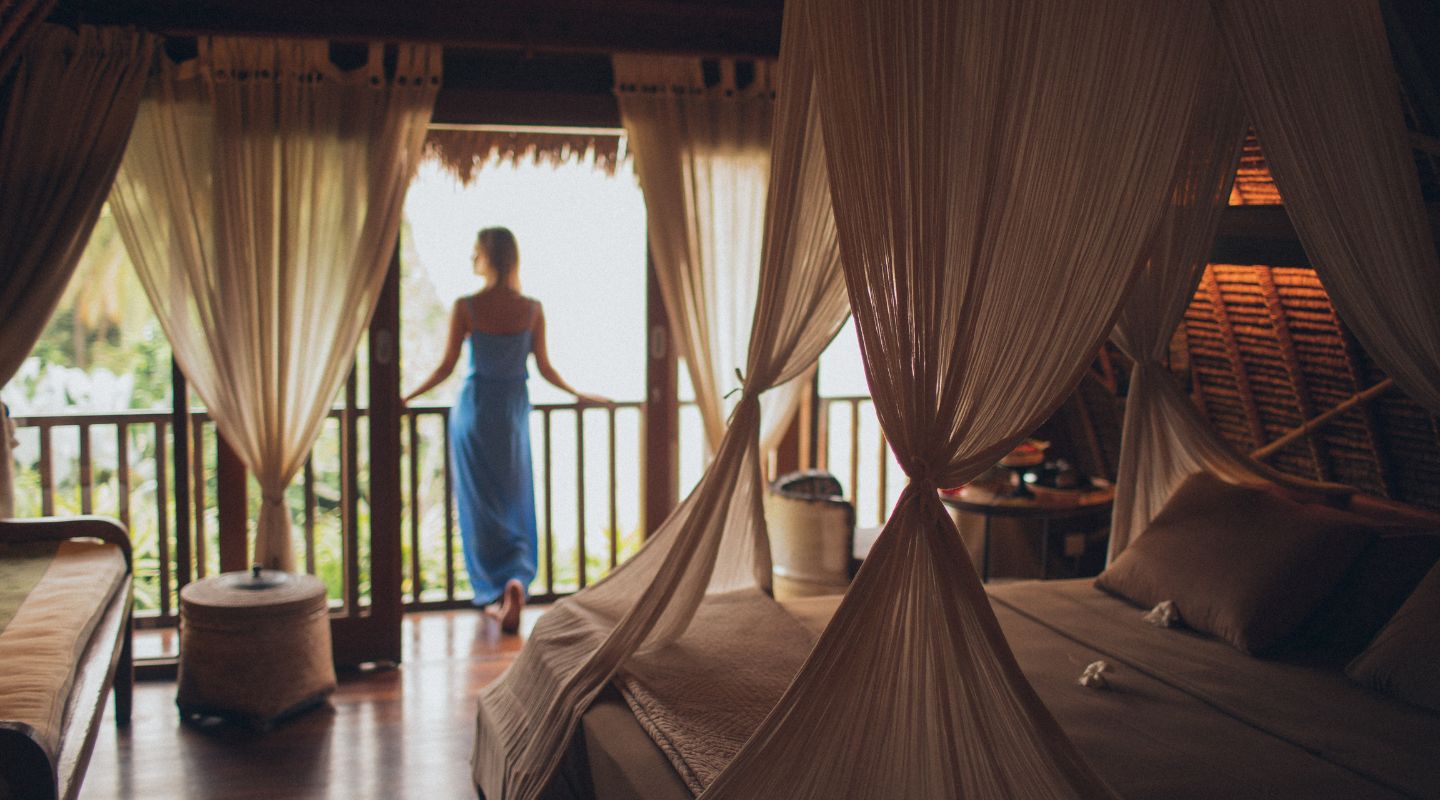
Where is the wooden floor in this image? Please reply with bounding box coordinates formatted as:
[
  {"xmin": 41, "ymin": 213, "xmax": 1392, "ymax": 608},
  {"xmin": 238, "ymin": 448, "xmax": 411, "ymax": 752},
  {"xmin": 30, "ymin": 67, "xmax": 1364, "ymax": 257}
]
[{"xmin": 82, "ymin": 608, "xmax": 544, "ymax": 799}]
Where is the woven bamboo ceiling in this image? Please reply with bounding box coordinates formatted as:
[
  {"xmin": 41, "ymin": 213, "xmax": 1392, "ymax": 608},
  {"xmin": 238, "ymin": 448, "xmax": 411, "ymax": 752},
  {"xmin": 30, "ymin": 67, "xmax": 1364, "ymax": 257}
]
[{"xmin": 1054, "ymin": 130, "xmax": 1440, "ymax": 511}]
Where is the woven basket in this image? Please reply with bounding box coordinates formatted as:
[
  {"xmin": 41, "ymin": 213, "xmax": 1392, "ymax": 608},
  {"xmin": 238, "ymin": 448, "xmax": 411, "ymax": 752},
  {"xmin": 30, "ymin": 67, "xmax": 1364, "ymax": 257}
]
[{"xmin": 177, "ymin": 570, "xmax": 336, "ymax": 727}]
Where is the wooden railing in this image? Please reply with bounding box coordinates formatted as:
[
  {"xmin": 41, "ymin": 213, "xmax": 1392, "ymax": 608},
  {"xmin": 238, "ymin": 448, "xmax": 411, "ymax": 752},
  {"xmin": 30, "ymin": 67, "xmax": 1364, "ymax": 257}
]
[
  {"xmin": 10, "ymin": 393, "xmax": 890, "ymax": 627},
  {"xmin": 814, "ymin": 394, "xmax": 902, "ymax": 527},
  {"xmin": 401, "ymin": 401, "xmax": 645, "ymax": 609},
  {"xmin": 8, "ymin": 399, "xmax": 647, "ymax": 626}
]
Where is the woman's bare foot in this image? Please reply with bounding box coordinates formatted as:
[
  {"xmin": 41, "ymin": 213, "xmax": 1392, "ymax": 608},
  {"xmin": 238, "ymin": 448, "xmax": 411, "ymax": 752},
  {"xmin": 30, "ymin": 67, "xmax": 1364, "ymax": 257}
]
[{"xmin": 498, "ymin": 579, "xmax": 525, "ymax": 633}]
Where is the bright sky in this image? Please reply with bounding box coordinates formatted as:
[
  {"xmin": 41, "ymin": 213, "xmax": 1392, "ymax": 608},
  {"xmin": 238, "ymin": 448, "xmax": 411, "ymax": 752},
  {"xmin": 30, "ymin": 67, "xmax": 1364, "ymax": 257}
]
[
  {"xmin": 403, "ymin": 158, "xmax": 649, "ymax": 405},
  {"xmin": 400, "ymin": 150, "xmax": 889, "ymax": 518}
]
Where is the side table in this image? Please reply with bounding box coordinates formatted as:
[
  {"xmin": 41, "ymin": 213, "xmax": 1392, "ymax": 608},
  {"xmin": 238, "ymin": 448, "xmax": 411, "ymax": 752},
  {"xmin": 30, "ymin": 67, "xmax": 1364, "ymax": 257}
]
[
  {"xmin": 939, "ymin": 483, "xmax": 1114, "ymax": 581},
  {"xmin": 177, "ymin": 567, "xmax": 336, "ymax": 729}
]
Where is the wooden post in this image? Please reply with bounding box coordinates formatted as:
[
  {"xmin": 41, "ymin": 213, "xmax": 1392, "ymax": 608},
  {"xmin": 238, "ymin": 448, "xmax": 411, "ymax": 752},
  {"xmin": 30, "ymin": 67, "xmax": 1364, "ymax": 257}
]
[
  {"xmin": 365, "ymin": 244, "xmax": 404, "ymax": 665},
  {"xmin": 771, "ymin": 374, "xmax": 809, "ymax": 479},
  {"xmin": 643, "ymin": 248, "xmax": 678, "ymax": 538},
  {"xmin": 215, "ymin": 430, "xmax": 249, "ymax": 573},
  {"xmin": 170, "ymin": 358, "xmax": 193, "ymax": 591}
]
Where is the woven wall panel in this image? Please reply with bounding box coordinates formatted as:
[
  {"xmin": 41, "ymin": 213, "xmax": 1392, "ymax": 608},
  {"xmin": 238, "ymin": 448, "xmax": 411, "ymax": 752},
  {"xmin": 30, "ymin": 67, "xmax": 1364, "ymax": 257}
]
[
  {"xmin": 1180, "ymin": 263, "xmax": 1440, "ymax": 509},
  {"xmin": 1228, "ymin": 129, "xmax": 1282, "ymax": 206}
]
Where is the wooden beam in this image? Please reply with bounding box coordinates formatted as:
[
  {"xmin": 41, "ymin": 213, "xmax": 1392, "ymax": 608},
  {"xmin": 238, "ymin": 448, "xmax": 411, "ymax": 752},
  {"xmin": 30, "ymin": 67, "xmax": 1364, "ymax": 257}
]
[
  {"xmin": 1337, "ymin": 322, "xmax": 1399, "ymax": 498},
  {"xmin": 49, "ymin": 0, "xmax": 784, "ymax": 57},
  {"xmin": 1202, "ymin": 267, "xmax": 1268, "ymax": 451},
  {"xmin": 1255, "ymin": 267, "xmax": 1331, "ymax": 480},
  {"xmin": 1212, "ymin": 203, "xmax": 1440, "ymax": 266},
  {"xmin": 433, "ymin": 50, "xmax": 620, "ymax": 127},
  {"xmin": 1251, "ymin": 379, "xmax": 1396, "ymax": 461},
  {"xmin": 434, "ymin": 86, "xmax": 618, "ymax": 128}
]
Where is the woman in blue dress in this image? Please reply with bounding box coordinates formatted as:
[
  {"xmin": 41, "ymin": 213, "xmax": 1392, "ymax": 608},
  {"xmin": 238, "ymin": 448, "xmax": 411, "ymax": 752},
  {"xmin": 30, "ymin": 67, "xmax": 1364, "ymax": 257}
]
[{"xmin": 404, "ymin": 227, "xmax": 606, "ymax": 632}]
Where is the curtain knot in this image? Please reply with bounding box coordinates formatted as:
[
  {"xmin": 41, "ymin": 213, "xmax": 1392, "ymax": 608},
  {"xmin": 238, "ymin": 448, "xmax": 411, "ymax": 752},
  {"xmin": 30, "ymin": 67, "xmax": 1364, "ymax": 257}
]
[
  {"xmin": 906, "ymin": 457, "xmax": 935, "ymax": 487},
  {"xmin": 261, "ymin": 491, "xmax": 286, "ymax": 506},
  {"xmin": 726, "ymin": 367, "xmax": 766, "ymax": 404}
]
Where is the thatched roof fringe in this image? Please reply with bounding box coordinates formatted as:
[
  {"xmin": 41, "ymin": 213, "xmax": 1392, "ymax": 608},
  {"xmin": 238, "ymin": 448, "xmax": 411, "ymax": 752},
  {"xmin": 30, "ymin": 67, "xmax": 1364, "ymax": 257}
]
[{"xmin": 423, "ymin": 128, "xmax": 629, "ymax": 183}]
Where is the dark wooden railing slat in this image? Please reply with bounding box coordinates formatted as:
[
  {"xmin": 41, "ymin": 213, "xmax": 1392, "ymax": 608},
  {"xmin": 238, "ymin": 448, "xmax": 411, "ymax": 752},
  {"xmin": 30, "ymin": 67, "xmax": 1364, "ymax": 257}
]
[
  {"xmin": 407, "ymin": 412, "xmax": 422, "ymax": 603},
  {"xmin": 191, "ymin": 419, "xmax": 208, "ymax": 579},
  {"xmin": 154, "ymin": 421, "xmax": 172, "ymax": 621},
  {"xmin": 575, "ymin": 410, "xmax": 587, "ymax": 589},
  {"xmin": 608, "ymin": 407, "xmax": 618, "ymax": 570},
  {"xmin": 442, "ymin": 413, "xmax": 456, "ymax": 602},
  {"xmin": 542, "ymin": 409, "xmax": 554, "ymax": 597},
  {"xmin": 116, "ymin": 423, "xmax": 131, "ymax": 529},
  {"xmin": 38, "ymin": 425, "xmax": 53, "ymax": 516},
  {"xmin": 303, "ymin": 457, "xmax": 317, "ymax": 576},
  {"xmin": 78, "ymin": 424, "xmax": 93, "ymax": 514}
]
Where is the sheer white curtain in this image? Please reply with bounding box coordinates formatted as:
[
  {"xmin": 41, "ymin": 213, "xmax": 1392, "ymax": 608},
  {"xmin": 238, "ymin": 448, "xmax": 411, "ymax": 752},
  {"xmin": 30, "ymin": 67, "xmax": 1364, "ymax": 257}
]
[
  {"xmin": 1211, "ymin": 0, "xmax": 1440, "ymax": 414},
  {"xmin": 474, "ymin": 36, "xmax": 848, "ymax": 800},
  {"xmin": 109, "ymin": 39, "xmax": 440, "ymax": 569},
  {"xmin": 614, "ymin": 55, "xmax": 811, "ymax": 453},
  {"xmin": 703, "ymin": 0, "xmax": 1229, "ymax": 796},
  {"xmin": 0, "ymin": 25, "xmax": 154, "ymax": 517},
  {"xmin": 1107, "ymin": 60, "xmax": 1257, "ymax": 558}
]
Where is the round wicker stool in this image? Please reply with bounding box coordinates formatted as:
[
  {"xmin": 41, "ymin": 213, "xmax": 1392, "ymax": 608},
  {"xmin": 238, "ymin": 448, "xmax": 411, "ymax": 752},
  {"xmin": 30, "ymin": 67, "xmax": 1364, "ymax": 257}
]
[{"xmin": 177, "ymin": 567, "xmax": 336, "ymax": 729}]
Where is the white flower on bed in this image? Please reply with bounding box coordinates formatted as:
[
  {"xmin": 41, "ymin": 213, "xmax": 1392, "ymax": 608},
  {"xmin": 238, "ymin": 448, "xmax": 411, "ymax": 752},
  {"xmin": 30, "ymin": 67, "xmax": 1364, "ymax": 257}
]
[
  {"xmin": 1143, "ymin": 599, "xmax": 1181, "ymax": 628},
  {"xmin": 1078, "ymin": 660, "xmax": 1112, "ymax": 689}
]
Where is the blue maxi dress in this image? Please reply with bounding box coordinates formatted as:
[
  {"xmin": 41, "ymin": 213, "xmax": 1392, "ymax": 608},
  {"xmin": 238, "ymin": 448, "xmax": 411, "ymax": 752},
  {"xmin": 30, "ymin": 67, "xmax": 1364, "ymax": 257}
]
[{"xmin": 450, "ymin": 328, "xmax": 538, "ymax": 606}]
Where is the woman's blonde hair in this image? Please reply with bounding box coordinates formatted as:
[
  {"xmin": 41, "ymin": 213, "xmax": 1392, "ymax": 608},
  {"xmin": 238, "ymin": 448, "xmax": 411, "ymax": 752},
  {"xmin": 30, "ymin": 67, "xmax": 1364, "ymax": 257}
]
[{"xmin": 475, "ymin": 227, "xmax": 520, "ymax": 290}]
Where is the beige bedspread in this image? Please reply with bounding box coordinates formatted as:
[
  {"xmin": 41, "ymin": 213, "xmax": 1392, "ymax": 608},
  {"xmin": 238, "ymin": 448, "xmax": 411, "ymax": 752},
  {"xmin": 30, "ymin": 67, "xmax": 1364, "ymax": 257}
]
[
  {"xmin": 615, "ymin": 589, "xmax": 818, "ymax": 796},
  {"xmin": 583, "ymin": 581, "xmax": 1440, "ymax": 799},
  {"xmin": 0, "ymin": 540, "xmax": 127, "ymax": 762},
  {"xmin": 989, "ymin": 579, "xmax": 1440, "ymax": 800}
]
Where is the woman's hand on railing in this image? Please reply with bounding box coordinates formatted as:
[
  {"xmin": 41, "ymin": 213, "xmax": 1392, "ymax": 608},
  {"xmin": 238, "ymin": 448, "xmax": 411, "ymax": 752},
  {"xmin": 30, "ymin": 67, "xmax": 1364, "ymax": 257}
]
[{"xmin": 574, "ymin": 393, "xmax": 613, "ymax": 408}]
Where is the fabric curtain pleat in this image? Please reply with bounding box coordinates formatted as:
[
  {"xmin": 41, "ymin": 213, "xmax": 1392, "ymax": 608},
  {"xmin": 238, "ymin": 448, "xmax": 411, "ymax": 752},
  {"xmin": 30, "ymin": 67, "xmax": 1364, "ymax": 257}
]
[
  {"xmin": 109, "ymin": 39, "xmax": 440, "ymax": 569},
  {"xmin": 614, "ymin": 55, "xmax": 815, "ymax": 454},
  {"xmin": 0, "ymin": 0, "xmax": 58, "ymax": 78},
  {"xmin": 1210, "ymin": 0, "xmax": 1440, "ymax": 414},
  {"xmin": 702, "ymin": 0, "xmax": 1230, "ymax": 796},
  {"xmin": 1106, "ymin": 53, "xmax": 1261, "ymax": 558},
  {"xmin": 1110, "ymin": 0, "xmax": 1440, "ymax": 556},
  {"xmin": 474, "ymin": 28, "xmax": 848, "ymax": 800},
  {"xmin": 0, "ymin": 25, "xmax": 155, "ymax": 517}
]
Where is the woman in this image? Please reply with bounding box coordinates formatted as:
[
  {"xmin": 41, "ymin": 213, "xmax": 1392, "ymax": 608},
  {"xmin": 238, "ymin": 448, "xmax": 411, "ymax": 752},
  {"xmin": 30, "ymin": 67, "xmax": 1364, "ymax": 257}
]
[{"xmin": 404, "ymin": 227, "xmax": 606, "ymax": 632}]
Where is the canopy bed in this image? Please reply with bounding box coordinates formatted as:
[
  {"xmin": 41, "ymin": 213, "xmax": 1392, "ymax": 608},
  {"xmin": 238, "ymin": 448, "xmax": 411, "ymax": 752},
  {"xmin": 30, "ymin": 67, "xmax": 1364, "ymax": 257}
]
[{"xmin": 473, "ymin": 0, "xmax": 1440, "ymax": 797}]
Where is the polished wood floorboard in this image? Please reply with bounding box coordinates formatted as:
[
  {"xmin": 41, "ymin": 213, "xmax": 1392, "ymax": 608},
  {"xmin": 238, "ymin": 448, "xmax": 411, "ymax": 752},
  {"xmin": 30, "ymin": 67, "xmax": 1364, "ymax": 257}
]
[{"xmin": 83, "ymin": 608, "xmax": 544, "ymax": 799}]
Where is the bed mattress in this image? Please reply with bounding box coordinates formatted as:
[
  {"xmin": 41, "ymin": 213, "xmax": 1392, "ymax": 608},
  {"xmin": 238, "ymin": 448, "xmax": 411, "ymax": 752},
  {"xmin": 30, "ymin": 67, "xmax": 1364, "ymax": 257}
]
[
  {"xmin": 0, "ymin": 539, "xmax": 128, "ymax": 763},
  {"xmin": 570, "ymin": 580, "xmax": 1440, "ymax": 799}
]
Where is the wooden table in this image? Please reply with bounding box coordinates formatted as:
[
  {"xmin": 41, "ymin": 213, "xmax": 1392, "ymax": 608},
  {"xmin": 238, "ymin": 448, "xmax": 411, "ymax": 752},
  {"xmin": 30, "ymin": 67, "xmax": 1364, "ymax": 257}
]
[{"xmin": 938, "ymin": 483, "xmax": 1115, "ymax": 581}]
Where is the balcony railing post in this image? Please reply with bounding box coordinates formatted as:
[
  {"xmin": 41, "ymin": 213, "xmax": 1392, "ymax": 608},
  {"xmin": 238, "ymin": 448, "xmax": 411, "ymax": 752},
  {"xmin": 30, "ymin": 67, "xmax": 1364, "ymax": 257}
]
[
  {"xmin": 116, "ymin": 423, "xmax": 131, "ymax": 529},
  {"xmin": 215, "ymin": 426, "xmax": 248, "ymax": 572},
  {"xmin": 171, "ymin": 359, "xmax": 193, "ymax": 593},
  {"xmin": 78, "ymin": 424, "xmax": 93, "ymax": 514},
  {"xmin": 643, "ymin": 247, "xmax": 678, "ymax": 538},
  {"xmin": 575, "ymin": 409, "xmax": 587, "ymax": 588}
]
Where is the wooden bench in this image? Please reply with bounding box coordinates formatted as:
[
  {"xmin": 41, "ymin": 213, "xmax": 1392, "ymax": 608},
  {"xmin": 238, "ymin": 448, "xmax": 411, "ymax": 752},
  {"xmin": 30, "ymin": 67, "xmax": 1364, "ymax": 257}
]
[{"xmin": 0, "ymin": 517, "xmax": 132, "ymax": 800}]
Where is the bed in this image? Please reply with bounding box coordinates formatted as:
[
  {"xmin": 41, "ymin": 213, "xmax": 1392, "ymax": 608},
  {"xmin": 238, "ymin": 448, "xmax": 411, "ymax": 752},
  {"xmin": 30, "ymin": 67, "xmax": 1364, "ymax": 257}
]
[
  {"xmin": 520, "ymin": 476, "xmax": 1440, "ymax": 800},
  {"xmin": 0, "ymin": 517, "xmax": 133, "ymax": 800},
  {"xmin": 551, "ymin": 581, "xmax": 1440, "ymax": 800}
]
